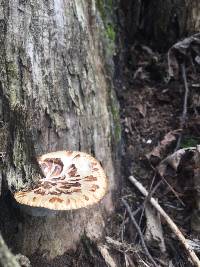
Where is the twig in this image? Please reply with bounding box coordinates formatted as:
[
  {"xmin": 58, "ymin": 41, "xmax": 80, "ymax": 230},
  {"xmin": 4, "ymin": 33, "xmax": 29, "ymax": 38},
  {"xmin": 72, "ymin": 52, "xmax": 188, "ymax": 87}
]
[
  {"xmin": 136, "ymin": 175, "xmax": 162, "ymax": 244},
  {"xmin": 129, "ymin": 175, "xmax": 200, "ymax": 267},
  {"xmin": 120, "ymin": 205, "xmax": 143, "ymax": 243},
  {"xmin": 138, "ymin": 174, "xmax": 158, "ymax": 228},
  {"xmin": 160, "ymin": 175, "xmax": 185, "ymax": 207},
  {"xmin": 120, "ymin": 209, "xmax": 126, "ymax": 242},
  {"xmin": 122, "ymin": 198, "xmax": 158, "ymax": 267},
  {"xmin": 175, "ymin": 63, "xmax": 189, "ymax": 151},
  {"xmin": 181, "ymin": 63, "xmax": 189, "ymax": 124}
]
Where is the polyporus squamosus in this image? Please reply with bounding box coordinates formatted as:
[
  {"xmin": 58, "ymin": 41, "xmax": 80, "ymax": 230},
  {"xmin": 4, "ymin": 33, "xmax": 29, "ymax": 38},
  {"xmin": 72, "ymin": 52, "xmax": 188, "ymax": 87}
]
[{"xmin": 14, "ymin": 151, "xmax": 108, "ymax": 210}]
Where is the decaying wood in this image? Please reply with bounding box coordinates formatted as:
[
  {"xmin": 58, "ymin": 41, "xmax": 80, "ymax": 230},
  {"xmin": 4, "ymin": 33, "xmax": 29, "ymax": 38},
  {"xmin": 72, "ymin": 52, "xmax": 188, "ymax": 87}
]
[
  {"xmin": 0, "ymin": 233, "xmax": 20, "ymax": 267},
  {"xmin": 144, "ymin": 203, "xmax": 166, "ymax": 254},
  {"xmin": 129, "ymin": 175, "xmax": 200, "ymax": 267},
  {"xmin": 106, "ymin": 236, "xmax": 137, "ymax": 253},
  {"xmin": 97, "ymin": 244, "xmax": 117, "ymax": 267}
]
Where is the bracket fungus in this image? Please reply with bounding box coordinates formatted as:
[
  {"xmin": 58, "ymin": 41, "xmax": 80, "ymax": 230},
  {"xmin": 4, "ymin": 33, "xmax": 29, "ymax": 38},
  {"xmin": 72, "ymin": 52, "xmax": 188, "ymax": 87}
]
[{"xmin": 14, "ymin": 151, "xmax": 108, "ymax": 210}]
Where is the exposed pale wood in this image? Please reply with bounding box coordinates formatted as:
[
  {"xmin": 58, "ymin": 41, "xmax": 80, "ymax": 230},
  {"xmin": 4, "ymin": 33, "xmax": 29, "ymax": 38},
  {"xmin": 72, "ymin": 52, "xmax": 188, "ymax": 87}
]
[
  {"xmin": 97, "ymin": 244, "xmax": 117, "ymax": 267},
  {"xmin": 0, "ymin": 234, "xmax": 20, "ymax": 267}
]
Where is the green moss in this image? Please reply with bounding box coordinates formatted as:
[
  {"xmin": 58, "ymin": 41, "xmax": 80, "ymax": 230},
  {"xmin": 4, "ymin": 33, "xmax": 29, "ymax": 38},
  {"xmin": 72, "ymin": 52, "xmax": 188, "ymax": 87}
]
[
  {"xmin": 96, "ymin": 0, "xmax": 119, "ymax": 142},
  {"xmin": 96, "ymin": 0, "xmax": 116, "ymax": 58},
  {"xmin": 96, "ymin": 0, "xmax": 106, "ymax": 21},
  {"xmin": 6, "ymin": 61, "xmax": 20, "ymax": 106},
  {"xmin": 6, "ymin": 62, "xmax": 18, "ymax": 80},
  {"xmin": 96, "ymin": 0, "xmax": 116, "ymax": 41},
  {"xmin": 106, "ymin": 24, "xmax": 116, "ymax": 42},
  {"xmin": 181, "ymin": 137, "xmax": 199, "ymax": 148},
  {"xmin": 96, "ymin": 0, "xmax": 113, "ymax": 20}
]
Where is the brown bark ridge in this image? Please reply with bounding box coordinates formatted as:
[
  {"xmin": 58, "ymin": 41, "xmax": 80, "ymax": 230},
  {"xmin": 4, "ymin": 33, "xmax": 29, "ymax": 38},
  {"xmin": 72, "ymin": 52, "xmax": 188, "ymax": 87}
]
[{"xmin": 0, "ymin": 0, "xmax": 120, "ymax": 261}]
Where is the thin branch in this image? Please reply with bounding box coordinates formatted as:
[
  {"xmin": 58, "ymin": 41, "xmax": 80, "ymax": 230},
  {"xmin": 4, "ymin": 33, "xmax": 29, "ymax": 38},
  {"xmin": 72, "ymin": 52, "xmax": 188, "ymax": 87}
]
[
  {"xmin": 138, "ymin": 174, "xmax": 158, "ymax": 228},
  {"xmin": 120, "ymin": 204, "xmax": 143, "ymax": 243},
  {"xmin": 160, "ymin": 175, "xmax": 185, "ymax": 207},
  {"xmin": 181, "ymin": 63, "xmax": 189, "ymax": 123},
  {"xmin": 122, "ymin": 198, "xmax": 158, "ymax": 267},
  {"xmin": 128, "ymin": 175, "xmax": 200, "ymax": 267},
  {"xmin": 175, "ymin": 63, "xmax": 189, "ymax": 151}
]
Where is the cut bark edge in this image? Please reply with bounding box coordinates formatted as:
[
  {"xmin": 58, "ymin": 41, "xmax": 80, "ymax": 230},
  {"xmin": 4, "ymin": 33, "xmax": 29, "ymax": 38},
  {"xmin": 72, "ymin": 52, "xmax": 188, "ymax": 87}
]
[{"xmin": 128, "ymin": 175, "xmax": 200, "ymax": 267}]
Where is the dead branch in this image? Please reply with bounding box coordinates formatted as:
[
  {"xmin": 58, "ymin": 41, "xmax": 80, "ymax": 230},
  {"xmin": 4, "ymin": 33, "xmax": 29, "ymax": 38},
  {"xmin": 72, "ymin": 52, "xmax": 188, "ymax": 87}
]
[
  {"xmin": 97, "ymin": 244, "xmax": 117, "ymax": 267},
  {"xmin": 175, "ymin": 63, "xmax": 189, "ymax": 151},
  {"xmin": 106, "ymin": 236, "xmax": 138, "ymax": 253},
  {"xmin": 128, "ymin": 175, "xmax": 200, "ymax": 267},
  {"xmin": 122, "ymin": 198, "xmax": 158, "ymax": 267}
]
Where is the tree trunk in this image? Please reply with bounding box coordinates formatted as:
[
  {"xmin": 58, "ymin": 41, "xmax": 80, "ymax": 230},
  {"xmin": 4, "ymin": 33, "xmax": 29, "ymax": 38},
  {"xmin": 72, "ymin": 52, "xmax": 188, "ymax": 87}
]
[
  {"xmin": 0, "ymin": 0, "xmax": 120, "ymax": 263},
  {"xmin": 118, "ymin": 0, "xmax": 200, "ymax": 53}
]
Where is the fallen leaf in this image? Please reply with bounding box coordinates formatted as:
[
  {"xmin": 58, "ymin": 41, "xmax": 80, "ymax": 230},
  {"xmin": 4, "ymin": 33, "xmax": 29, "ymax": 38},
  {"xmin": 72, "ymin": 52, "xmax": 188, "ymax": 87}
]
[
  {"xmin": 136, "ymin": 103, "xmax": 147, "ymax": 117},
  {"xmin": 168, "ymin": 33, "xmax": 200, "ymax": 79},
  {"xmin": 146, "ymin": 130, "xmax": 181, "ymax": 160}
]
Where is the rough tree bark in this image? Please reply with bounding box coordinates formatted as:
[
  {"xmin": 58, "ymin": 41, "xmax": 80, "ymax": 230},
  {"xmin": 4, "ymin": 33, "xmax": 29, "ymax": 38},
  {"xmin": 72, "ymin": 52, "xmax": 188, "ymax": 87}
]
[{"xmin": 0, "ymin": 0, "xmax": 120, "ymax": 264}]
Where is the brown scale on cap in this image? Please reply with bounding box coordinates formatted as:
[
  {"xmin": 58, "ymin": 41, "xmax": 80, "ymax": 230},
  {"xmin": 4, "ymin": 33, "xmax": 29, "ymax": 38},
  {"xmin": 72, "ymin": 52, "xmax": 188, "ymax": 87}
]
[
  {"xmin": 68, "ymin": 164, "xmax": 77, "ymax": 177},
  {"xmin": 14, "ymin": 150, "xmax": 108, "ymax": 210},
  {"xmin": 84, "ymin": 175, "xmax": 97, "ymax": 181},
  {"xmin": 73, "ymin": 154, "xmax": 80, "ymax": 159},
  {"xmin": 83, "ymin": 195, "xmax": 89, "ymax": 201},
  {"xmin": 89, "ymin": 184, "xmax": 100, "ymax": 192},
  {"xmin": 49, "ymin": 197, "xmax": 63, "ymax": 203}
]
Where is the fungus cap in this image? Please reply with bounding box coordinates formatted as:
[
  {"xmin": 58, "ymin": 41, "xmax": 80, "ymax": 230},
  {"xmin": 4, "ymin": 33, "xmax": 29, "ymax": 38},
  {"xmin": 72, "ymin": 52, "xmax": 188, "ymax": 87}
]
[{"xmin": 14, "ymin": 151, "xmax": 108, "ymax": 210}]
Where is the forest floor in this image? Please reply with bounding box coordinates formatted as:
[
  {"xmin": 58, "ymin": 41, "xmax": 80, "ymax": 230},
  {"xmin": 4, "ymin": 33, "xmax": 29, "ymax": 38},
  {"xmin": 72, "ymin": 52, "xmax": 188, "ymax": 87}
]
[{"xmin": 108, "ymin": 41, "xmax": 200, "ymax": 266}]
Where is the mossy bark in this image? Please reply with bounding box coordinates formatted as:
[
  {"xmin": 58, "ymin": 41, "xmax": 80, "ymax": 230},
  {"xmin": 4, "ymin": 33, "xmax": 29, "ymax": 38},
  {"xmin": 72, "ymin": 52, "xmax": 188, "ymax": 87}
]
[{"xmin": 0, "ymin": 0, "xmax": 120, "ymax": 262}]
